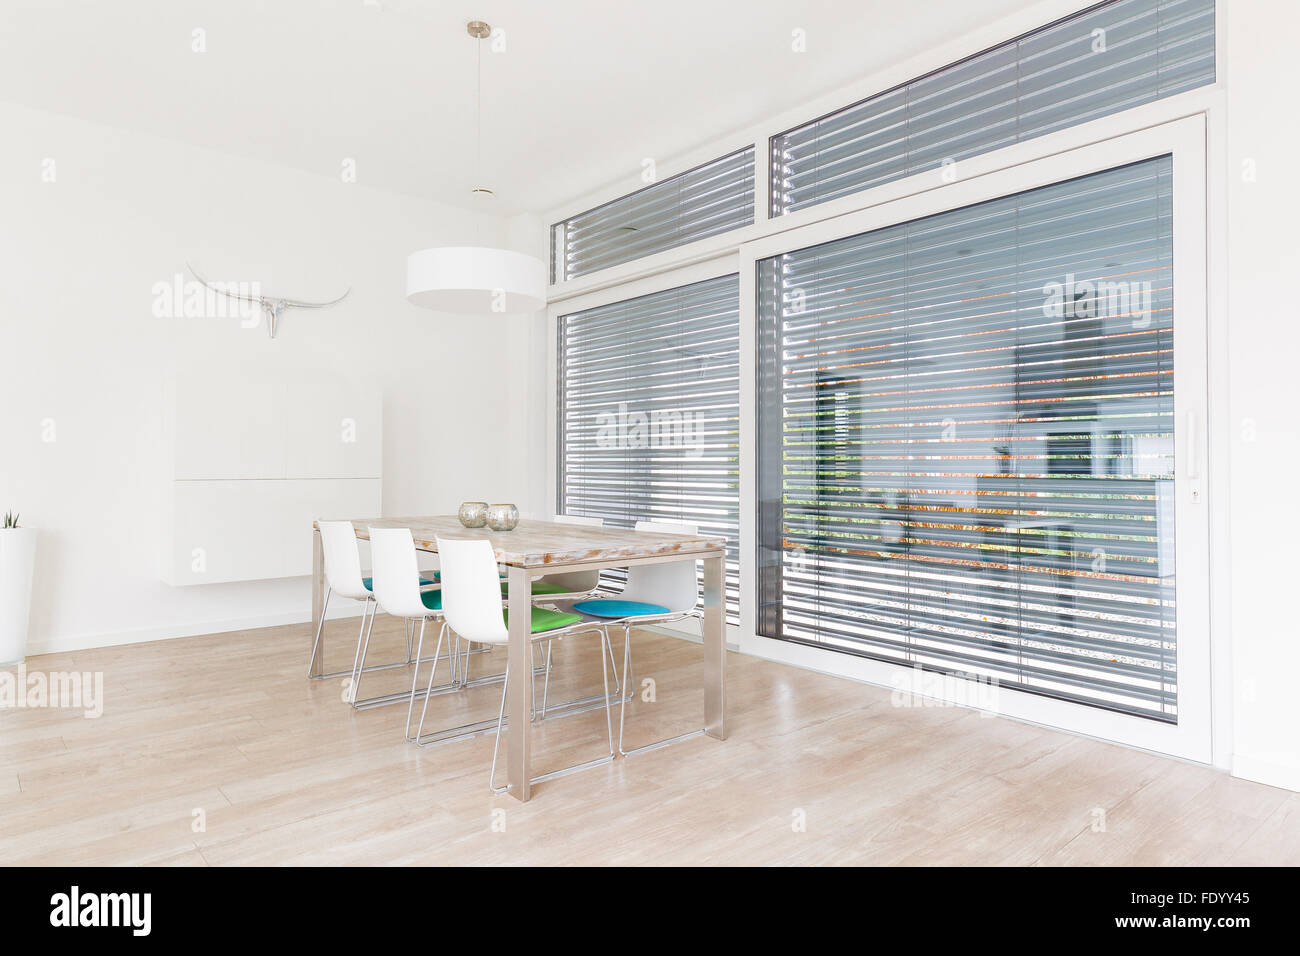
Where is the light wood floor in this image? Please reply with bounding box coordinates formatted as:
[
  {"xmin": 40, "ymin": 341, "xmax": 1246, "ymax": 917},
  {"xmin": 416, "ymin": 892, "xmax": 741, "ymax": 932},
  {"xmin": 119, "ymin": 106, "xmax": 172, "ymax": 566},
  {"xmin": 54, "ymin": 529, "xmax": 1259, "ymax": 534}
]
[{"xmin": 2, "ymin": 617, "xmax": 1296, "ymax": 866}]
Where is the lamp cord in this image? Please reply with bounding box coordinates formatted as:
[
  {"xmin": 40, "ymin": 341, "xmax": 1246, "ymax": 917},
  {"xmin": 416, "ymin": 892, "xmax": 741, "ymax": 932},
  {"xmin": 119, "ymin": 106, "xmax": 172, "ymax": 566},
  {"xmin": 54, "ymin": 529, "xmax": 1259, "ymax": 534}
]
[
  {"xmin": 475, "ymin": 31, "xmax": 482, "ymax": 245},
  {"xmin": 475, "ymin": 31, "xmax": 482, "ymax": 180}
]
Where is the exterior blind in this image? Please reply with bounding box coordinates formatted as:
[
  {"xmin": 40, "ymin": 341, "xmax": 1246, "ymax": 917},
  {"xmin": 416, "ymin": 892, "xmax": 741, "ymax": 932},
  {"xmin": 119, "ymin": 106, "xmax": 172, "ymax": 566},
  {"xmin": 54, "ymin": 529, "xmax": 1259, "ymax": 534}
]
[
  {"xmin": 558, "ymin": 275, "xmax": 741, "ymax": 622},
  {"xmin": 757, "ymin": 156, "xmax": 1177, "ymax": 721},
  {"xmin": 552, "ymin": 149, "xmax": 755, "ymax": 282},
  {"xmin": 771, "ymin": 0, "xmax": 1213, "ymax": 216}
]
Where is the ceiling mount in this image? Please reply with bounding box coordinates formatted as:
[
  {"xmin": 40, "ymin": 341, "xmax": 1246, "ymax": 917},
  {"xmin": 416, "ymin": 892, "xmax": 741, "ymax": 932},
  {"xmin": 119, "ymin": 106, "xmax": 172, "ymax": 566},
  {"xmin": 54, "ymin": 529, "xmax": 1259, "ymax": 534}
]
[{"xmin": 466, "ymin": 20, "xmax": 491, "ymax": 39}]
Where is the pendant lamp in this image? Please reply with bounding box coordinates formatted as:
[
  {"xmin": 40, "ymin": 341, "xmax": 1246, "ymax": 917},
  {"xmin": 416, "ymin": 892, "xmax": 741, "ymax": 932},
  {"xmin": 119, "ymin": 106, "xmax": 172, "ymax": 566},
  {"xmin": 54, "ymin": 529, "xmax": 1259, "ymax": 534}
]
[{"xmin": 406, "ymin": 21, "xmax": 546, "ymax": 314}]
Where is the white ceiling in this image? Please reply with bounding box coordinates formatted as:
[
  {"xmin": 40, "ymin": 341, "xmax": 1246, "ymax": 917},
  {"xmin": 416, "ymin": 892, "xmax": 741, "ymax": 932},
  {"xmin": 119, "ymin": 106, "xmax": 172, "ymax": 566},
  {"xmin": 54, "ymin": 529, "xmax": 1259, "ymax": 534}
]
[{"xmin": 1, "ymin": 0, "xmax": 1034, "ymax": 215}]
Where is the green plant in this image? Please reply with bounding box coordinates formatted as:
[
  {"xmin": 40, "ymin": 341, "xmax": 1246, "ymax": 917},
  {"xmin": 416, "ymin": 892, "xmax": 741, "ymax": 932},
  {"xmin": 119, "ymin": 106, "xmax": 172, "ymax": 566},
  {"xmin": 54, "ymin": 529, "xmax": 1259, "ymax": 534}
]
[{"xmin": 1, "ymin": 511, "xmax": 18, "ymax": 529}]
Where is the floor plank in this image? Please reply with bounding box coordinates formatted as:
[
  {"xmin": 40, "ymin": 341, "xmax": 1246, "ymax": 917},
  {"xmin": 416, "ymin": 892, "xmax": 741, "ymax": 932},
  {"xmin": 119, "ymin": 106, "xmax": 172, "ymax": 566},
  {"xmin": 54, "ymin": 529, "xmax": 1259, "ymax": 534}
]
[{"xmin": 2, "ymin": 619, "xmax": 1293, "ymax": 865}]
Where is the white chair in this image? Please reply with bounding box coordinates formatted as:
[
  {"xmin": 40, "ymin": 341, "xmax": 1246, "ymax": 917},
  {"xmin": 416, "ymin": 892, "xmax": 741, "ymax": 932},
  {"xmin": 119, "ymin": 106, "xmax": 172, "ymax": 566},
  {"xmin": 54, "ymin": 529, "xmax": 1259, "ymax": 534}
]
[
  {"xmin": 465, "ymin": 513, "xmax": 611, "ymax": 709},
  {"xmin": 308, "ymin": 520, "xmax": 431, "ymax": 685},
  {"xmin": 529, "ymin": 513, "xmax": 605, "ymax": 599},
  {"xmin": 419, "ymin": 536, "xmax": 615, "ymax": 794},
  {"xmin": 367, "ymin": 528, "xmax": 453, "ymax": 732},
  {"xmin": 561, "ymin": 520, "xmax": 705, "ymax": 757},
  {"xmin": 535, "ymin": 514, "xmax": 626, "ymax": 719}
]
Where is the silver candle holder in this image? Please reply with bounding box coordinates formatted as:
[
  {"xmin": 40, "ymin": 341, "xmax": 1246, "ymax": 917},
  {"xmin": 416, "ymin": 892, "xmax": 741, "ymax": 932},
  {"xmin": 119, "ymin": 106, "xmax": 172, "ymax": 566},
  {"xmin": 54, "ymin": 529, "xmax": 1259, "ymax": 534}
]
[
  {"xmin": 457, "ymin": 501, "xmax": 489, "ymax": 528},
  {"xmin": 485, "ymin": 503, "xmax": 520, "ymax": 531}
]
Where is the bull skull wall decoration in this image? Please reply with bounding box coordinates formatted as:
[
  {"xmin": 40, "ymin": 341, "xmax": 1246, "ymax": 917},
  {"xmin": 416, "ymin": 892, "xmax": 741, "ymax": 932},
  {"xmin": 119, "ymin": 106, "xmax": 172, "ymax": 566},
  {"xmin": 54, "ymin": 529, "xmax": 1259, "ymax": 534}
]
[{"xmin": 185, "ymin": 262, "xmax": 351, "ymax": 339}]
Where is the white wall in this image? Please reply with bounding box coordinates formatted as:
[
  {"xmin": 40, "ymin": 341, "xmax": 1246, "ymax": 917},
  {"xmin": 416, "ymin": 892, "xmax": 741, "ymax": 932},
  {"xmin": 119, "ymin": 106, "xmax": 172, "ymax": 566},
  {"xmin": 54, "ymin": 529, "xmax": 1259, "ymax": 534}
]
[
  {"xmin": 1223, "ymin": 0, "xmax": 1300, "ymax": 792},
  {"xmin": 0, "ymin": 102, "xmax": 536, "ymax": 654},
  {"xmin": 504, "ymin": 212, "xmax": 552, "ymax": 521}
]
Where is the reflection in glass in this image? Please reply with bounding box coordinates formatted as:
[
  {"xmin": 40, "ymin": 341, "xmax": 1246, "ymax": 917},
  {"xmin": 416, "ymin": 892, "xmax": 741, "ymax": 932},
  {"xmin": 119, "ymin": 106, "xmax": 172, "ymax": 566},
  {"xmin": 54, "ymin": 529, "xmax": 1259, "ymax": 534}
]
[{"xmin": 757, "ymin": 156, "xmax": 1177, "ymax": 722}]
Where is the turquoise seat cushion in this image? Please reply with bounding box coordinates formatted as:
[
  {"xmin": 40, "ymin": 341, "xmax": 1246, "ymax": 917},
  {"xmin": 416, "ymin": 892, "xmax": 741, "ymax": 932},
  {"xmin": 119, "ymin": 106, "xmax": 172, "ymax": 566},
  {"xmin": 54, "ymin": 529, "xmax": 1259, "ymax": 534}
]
[
  {"xmin": 362, "ymin": 576, "xmax": 435, "ymax": 591},
  {"xmin": 500, "ymin": 579, "xmax": 570, "ymax": 597},
  {"xmin": 503, "ymin": 607, "xmax": 582, "ymax": 633},
  {"xmin": 420, "ymin": 589, "xmax": 443, "ymax": 611},
  {"xmin": 573, "ymin": 599, "xmax": 670, "ymax": 618}
]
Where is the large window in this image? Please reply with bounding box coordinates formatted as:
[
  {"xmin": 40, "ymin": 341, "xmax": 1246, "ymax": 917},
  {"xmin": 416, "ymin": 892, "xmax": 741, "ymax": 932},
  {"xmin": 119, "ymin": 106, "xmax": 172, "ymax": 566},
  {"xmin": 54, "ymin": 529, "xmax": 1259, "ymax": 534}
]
[
  {"xmin": 557, "ymin": 274, "xmax": 741, "ymax": 621},
  {"xmin": 770, "ymin": 0, "xmax": 1213, "ymax": 216},
  {"xmin": 552, "ymin": 149, "xmax": 755, "ymax": 283},
  {"xmin": 757, "ymin": 156, "xmax": 1178, "ymax": 721}
]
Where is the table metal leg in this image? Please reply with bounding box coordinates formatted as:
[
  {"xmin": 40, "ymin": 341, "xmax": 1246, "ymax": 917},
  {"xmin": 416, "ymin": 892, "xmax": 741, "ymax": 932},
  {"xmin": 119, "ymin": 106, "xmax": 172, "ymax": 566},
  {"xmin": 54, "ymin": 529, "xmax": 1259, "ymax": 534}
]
[
  {"xmin": 703, "ymin": 552, "xmax": 726, "ymax": 740},
  {"xmin": 310, "ymin": 529, "xmax": 325, "ymax": 678},
  {"xmin": 505, "ymin": 564, "xmax": 533, "ymax": 801}
]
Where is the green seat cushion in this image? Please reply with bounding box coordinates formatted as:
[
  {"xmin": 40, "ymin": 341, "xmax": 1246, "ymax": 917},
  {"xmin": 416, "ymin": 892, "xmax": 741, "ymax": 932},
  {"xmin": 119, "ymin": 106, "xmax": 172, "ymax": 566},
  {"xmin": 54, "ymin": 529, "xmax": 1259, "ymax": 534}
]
[
  {"xmin": 420, "ymin": 589, "xmax": 443, "ymax": 611},
  {"xmin": 503, "ymin": 606, "xmax": 582, "ymax": 634},
  {"xmin": 363, "ymin": 575, "xmax": 435, "ymax": 591},
  {"xmin": 500, "ymin": 579, "xmax": 570, "ymax": 597}
]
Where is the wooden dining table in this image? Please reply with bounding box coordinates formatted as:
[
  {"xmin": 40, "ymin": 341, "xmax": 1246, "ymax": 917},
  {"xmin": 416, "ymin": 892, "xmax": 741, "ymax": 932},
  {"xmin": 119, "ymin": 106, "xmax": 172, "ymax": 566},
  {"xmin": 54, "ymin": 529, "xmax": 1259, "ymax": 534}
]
[{"xmin": 310, "ymin": 516, "xmax": 728, "ymax": 801}]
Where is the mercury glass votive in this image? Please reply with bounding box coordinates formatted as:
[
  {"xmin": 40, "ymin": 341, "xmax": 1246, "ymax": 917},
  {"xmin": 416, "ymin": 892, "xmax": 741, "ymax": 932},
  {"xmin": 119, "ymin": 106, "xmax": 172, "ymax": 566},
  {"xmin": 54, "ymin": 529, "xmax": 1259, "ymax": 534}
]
[
  {"xmin": 485, "ymin": 503, "xmax": 520, "ymax": 531},
  {"xmin": 458, "ymin": 501, "xmax": 489, "ymax": 528}
]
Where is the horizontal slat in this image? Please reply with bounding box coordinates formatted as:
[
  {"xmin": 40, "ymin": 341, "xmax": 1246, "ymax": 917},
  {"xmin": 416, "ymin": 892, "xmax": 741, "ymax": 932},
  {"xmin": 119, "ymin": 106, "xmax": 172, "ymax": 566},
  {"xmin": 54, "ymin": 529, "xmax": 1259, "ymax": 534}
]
[
  {"xmin": 560, "ymin": 275, "xmax": 742, "ymax": 622},
  {"xmin": 758, "ymin": 154, "xmax": 1178, "ymax": 722},
  {"xmin": 554, "ymin": 149, "xmax": 755, "ymax": 281},
  {"xmin": 771, "ymin": 0, "xmax": 1213, "ymax": 216}
]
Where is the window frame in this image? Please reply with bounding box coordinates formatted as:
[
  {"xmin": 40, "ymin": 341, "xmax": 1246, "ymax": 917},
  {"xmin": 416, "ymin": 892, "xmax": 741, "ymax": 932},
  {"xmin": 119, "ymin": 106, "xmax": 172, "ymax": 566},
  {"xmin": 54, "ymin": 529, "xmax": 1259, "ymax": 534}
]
[
  {"xmin": 737, "ymin": 114, "xmax": 1210, "ymax": 761},
  {"xmin": 543, "ymin": 0, "xmax": 1229, "ymax": 764},
  {"xmin": 546, "ymin": 254, "xmax": 745, "ymax": 639},
  {"xmin": 551, "ymin": 146, "xmax": 757, "ymax": 283},
  {"xmin": 551, "ymin": 267, "xmax": 744, "ymax": 623},
  {"xmin": 767, "ymin": 0, "xmax": 1215, "ymax": 219}
]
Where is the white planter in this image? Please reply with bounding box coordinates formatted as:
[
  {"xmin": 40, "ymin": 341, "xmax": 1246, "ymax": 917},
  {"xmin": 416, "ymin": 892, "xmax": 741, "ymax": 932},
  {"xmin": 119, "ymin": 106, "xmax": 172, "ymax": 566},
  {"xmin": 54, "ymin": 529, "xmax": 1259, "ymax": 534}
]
[{"xmin": 0, "ymin": 528, "xmax": 37, "ymax": 665}]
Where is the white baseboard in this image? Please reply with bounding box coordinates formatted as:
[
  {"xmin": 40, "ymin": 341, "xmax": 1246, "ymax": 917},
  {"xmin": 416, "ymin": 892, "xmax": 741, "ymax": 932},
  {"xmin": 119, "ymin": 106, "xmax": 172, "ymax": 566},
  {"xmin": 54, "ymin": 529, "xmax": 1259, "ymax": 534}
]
[
  {"xmin": 24, "ymin": 602, "xmax": 368, "ymax": 657},
  {"xmin": 1232, "ymin": 753, "xmax": 1300, "ymax": 793}
]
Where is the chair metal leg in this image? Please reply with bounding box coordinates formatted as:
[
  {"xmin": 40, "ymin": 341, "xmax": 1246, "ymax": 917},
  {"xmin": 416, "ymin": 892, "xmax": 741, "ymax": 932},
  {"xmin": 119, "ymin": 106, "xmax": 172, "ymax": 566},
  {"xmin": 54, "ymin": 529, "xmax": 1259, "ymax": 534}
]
[
  {"xmin": 347, "ymin": 599, "xmax": 374, "ymax": 699},
  {"xmin": 541, "ymin": 640, "xmax": 554, "ymax": 717},
  {"xmin": 349, "ymin": 602, "xmax": 378, "ymax": 705},
  {"xmin": 311, "ymin": 592, "xmax": 438, "ymax": 684},
  {"xmin": 488, "ymin": 664, "xmax": 511, "ymax": 794},
  {"xmin": 404, "ymin": 618, "xmax": 429, "ymax": 740},
  {"xmin": 414, "ymin": 622, "xmax": 449, "ymax": 743},
  {"xmin": 624, "ymin": 621, "xmax": 635, "ymax": 691},
  {"xmin": 606, "ymin": 632, "xmax": 620, "ymax": 694},
  {"xmin": 618, "ymin": 623, "xmax": 631, "ymax": 756},
  {"xmin": 349, "ymin": 611, "xmax": 454, "ymax": 711},
  {"xmin": 534, "ymin": 625, "xmax": 631, "ymax": 722},
  {"xmin": 411, "ymin": 630, "xmax": 526, "ymax": 748},
  {"xmin": 599, "ymin": 630, "xmax": 614, "ymax": 757},
  {"xmin": 617, "ymin": 615, "xmax": 707, "ymax": 757},
  {"xmin": 306, "ymin": 586, "xmax": 333, "ymax": 678},
  {"xmin": 491, "ymin": 634, "xmax": 616, "ymax": 795},
  {"xmin": 450, "ymin": 642, "xmax": 548, "ymax": 693}
]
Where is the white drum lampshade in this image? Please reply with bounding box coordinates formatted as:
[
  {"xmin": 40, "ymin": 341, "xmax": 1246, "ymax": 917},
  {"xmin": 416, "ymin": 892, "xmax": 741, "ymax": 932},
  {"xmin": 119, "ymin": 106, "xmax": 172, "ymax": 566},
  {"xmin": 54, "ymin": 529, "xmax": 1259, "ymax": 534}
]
[{"xmin": 405, "ymin": 246, "xmax": 547, "ymax": 314}]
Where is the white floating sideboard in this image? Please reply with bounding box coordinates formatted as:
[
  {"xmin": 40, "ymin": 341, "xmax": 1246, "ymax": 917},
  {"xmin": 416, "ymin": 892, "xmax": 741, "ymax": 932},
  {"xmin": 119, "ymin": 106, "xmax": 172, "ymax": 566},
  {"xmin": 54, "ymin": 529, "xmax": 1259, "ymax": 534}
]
[{"xmin": 162, "ymin": 370, "xmax": 382, "ymax": 586}]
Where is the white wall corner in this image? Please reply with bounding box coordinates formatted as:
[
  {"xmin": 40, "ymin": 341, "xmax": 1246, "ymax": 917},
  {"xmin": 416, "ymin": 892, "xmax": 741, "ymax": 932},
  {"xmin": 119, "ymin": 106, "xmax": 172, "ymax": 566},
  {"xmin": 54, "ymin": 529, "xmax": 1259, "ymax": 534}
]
[{"xmin": 1232, "ymin": 753, "xmax": 1300, "ymax": 794}]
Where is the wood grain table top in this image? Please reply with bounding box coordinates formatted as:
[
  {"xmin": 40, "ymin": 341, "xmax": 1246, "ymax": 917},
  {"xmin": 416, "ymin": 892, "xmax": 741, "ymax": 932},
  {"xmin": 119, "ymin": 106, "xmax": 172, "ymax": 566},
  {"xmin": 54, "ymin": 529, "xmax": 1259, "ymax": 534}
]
[{"xmin": 316, "ymin": 515, "xmax": 725, "ymax": 568}]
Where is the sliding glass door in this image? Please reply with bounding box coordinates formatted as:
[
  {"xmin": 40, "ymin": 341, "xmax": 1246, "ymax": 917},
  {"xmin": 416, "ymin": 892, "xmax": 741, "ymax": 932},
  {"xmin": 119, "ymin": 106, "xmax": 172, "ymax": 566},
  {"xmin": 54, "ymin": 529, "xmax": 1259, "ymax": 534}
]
[
  {"xmin": 556, "ymin": 274, "xmax": 742, "ymax": 622},
  {"xmin": 743, "ymin": 117, "xmax": 1210, "ymax": 759}
]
